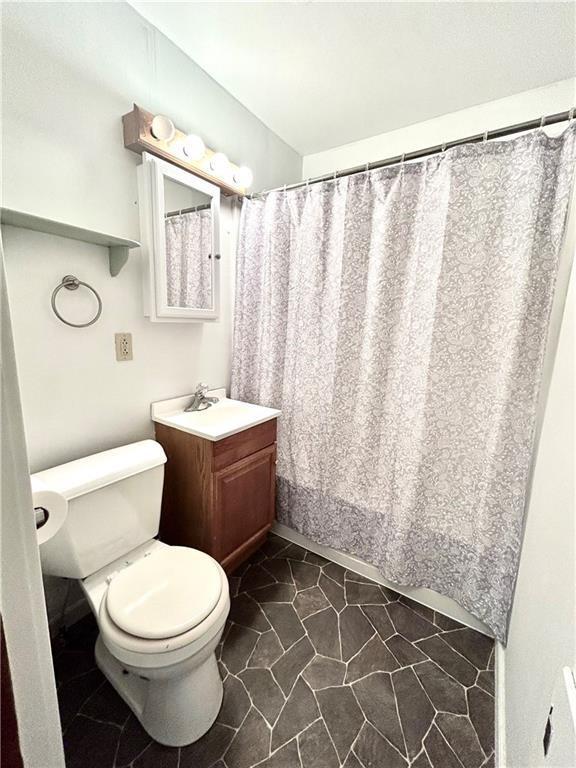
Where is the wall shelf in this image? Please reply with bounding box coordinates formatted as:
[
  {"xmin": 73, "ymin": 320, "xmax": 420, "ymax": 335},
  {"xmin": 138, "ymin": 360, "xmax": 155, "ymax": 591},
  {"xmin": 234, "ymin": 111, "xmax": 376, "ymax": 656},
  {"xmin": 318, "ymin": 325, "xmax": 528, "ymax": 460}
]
[{"xmin": 0, "ymin": 208, "xmax": 140, "ymax": 276}]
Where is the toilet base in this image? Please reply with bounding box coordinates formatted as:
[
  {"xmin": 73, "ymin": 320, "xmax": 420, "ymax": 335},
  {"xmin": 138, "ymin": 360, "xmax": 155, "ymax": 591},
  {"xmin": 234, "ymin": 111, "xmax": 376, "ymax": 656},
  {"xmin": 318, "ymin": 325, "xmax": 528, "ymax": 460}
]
[{"xmin": 95, "ymin": 635, "xmax": 224, "ymax": 747}]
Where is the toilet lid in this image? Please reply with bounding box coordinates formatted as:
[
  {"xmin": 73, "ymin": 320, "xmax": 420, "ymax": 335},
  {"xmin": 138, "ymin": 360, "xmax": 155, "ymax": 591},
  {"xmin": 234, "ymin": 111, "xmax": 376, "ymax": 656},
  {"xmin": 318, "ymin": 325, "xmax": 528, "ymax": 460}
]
[{"xmin": 105, "ymin": 546, "xmax": 222, "ymax": 640}]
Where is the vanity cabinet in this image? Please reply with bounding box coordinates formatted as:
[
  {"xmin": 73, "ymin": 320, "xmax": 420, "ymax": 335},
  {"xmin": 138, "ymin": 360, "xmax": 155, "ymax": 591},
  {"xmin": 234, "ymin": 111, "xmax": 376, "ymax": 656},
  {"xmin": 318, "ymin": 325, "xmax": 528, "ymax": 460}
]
[{"xmin": 155, "ymin": 419, "xmax": 277, "ymax": 572}]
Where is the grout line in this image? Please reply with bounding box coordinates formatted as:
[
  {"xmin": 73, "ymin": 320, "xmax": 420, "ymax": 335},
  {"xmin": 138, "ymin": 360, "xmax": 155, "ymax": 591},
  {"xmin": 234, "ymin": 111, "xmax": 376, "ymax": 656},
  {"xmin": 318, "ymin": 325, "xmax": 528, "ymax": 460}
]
[
  {"xmin": 423, "ymin": 743, "xmax": 435, "ymax": 767},
  {"xmin": 316, "ymin": 580, "xmax": 346, "ymax": 615},
  {"xmin": 419, "ymin": 716, "xmax": 437, "ymax": 748},
  {"xmin": 237, "ymin": 673, "xmax": 278, "ymax": 730},
  {"xmin": 77, "ymin": 711, "xmax": 124, "ymax": 731},
  {"xmin": 300, "ymin": 603, "xmax": 334, "ymax": 622},
  {"xmin": 390, "ymin": 670, "xmax": 411, "ymax": 760},
  {"xmin": 295, "ymin": 730, "xmax": 304, "ymax": 768},
  {"xmin": 435, "ymin": 631, "xmax": 491, "ymax": 670},
  {"xmin": 56, "ymin": 663, "xmax": 101, "ymax": 688},
  {"xmin": 113, "ymin": 719, "xmax": 152, "ymax": 768},
  {"xmin": 343, "ymin": 630, "xmax": 377, "ymax": 671},
  {"xmin": 112, "ymin": 711, "xmax": 132, "ymax": 768},
  {"xmin": 310, "ymin": 687, "xmax": 344, "ymax": 763},
  {"xmin": 410, "ymin": 663, "xmax": 442, "ymax": 713},
  {"xmin": 435, "ymin": 717, "xmax": 467, "ymax": 768},
  {"xmin": 348, "ymin": 717, "xmax": 369, "ymax": 767},
  {"xmin": 412, "ymin": 647, "xmax": 479, "ymax": 691}
]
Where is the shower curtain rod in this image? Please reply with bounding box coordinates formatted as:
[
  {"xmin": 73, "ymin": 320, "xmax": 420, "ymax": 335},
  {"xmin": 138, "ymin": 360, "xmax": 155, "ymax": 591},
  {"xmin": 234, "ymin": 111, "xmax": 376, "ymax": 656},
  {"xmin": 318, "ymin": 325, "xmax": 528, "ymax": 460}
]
[
  {"xmin": 165, "ymin": 203, "xmax": 212, "ymax": 218},
  {"xmin": 248, "ymin": 107, "xmax": 575, "ymax": 199}
]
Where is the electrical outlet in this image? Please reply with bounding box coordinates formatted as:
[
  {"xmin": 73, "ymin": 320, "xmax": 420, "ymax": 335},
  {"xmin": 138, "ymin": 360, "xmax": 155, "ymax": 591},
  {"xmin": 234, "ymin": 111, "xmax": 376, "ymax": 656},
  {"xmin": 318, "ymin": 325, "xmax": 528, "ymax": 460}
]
[{"xmin": 115, "ymin": 333, "xmax": 133, "ymax": 361}]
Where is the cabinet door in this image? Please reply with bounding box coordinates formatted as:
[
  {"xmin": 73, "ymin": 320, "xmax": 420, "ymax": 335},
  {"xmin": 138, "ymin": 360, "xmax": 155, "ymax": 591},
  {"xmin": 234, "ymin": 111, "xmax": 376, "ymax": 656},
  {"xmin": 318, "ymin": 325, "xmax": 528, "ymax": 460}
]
[{"xmin": 212, "ymin": 444, "xmax": 276, "ymax": 568}]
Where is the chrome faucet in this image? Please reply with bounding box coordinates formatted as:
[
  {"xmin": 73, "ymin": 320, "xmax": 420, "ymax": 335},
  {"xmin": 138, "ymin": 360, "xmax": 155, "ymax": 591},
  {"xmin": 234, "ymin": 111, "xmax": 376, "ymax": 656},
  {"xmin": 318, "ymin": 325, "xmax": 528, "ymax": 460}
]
[{"xmin": 185, "ymin": 383, "xmax": 219, "ymax": 412}]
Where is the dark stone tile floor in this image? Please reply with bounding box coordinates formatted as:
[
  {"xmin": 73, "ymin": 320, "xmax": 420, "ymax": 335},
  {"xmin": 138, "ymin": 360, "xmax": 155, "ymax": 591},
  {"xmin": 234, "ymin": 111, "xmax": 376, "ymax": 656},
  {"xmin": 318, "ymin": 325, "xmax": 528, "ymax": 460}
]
[{"xmin": 54, "ymin": 534, "xmax": 495, "ymax": 768}]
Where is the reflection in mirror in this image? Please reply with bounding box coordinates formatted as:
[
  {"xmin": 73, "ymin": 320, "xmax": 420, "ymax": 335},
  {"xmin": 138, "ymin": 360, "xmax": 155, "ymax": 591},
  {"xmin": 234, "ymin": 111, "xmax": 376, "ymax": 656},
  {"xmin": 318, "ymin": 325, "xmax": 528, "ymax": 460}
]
[{"xmin": 164, "ymin": 177, "xmax": 213, "ymax": 310}]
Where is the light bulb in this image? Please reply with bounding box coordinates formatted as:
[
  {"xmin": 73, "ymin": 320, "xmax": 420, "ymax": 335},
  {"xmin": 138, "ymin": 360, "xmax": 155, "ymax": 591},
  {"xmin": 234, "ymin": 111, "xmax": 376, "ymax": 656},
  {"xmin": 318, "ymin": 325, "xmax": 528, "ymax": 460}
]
[
  {"xmin": 234, "ymin": 166, "xmax": 253, "ymax": 188},
  {"xmin": 150, "ymin": 115, "xmax": 175, "ymax": 142},
  {"xmin": 183, "ymin": 134, "xmax": 205, "ymax": 161},
  {"xmin": 209, "ymin": 152, "xmax": 229, "ymax": 175}
]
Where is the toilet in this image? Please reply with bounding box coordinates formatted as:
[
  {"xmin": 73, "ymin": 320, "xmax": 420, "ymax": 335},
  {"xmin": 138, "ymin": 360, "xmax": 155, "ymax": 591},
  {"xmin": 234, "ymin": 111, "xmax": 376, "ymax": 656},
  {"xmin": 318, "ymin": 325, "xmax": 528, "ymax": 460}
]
[{"xmin": 31, "ymin": 439, "xmax": 230, "ymax": 747}]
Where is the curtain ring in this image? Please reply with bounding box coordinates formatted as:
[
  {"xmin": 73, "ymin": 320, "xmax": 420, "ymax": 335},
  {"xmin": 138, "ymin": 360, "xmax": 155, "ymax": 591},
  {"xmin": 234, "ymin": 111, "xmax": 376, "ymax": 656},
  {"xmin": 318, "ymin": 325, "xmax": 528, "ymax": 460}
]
[
  {"xmin": 540, "ymin": 115, "xmax": 546, "ymax": 128},
  {"xmin": 483, "ymin": 130, "xmax": 489, "ymax": 143},
  {"xmin": 441, "ymin": 143, "xmax": 447, "ymax": 152},
  {"xmin": 569, "ymin": 107, "xmax": 575, "ymax": 122},
  {"xmin": 400, "ymin": 153, "xmax": 406, "ymax": 165},
  {"xmin": 365, "ymin": 162, "xmax": 370, "ymax": 172},
  {"xmin": 333, "ymin": 170, "xmax": 338, "ymax": 181}
]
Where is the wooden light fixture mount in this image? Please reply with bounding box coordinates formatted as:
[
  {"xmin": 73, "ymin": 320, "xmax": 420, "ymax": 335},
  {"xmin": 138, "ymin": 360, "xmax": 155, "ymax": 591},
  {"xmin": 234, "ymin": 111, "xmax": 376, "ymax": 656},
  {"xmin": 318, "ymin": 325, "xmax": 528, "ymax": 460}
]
[{"xmin": 122, "ymin": 104, "xmax": 246, "ymax": 197}]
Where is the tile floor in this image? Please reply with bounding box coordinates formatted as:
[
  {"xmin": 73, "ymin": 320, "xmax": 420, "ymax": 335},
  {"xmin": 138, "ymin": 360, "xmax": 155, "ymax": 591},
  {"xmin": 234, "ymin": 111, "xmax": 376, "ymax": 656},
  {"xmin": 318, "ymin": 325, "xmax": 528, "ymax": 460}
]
[{"xmin": 55, "ymin": 534, "xmax": 495, "ymax": 768}]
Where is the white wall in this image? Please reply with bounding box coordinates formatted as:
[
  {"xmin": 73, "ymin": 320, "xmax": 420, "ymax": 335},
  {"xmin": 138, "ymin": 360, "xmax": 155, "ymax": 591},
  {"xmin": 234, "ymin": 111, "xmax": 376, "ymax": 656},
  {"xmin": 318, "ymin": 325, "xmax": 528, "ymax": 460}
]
[
  {"xmin": 1, "ymin": 2, "xmax": 301, "ymax": 237},
  {"xmin": 2, "ymin": 219, "xmax": 239, "ymax": 473},
  {"xmin": 302, "ymin": 80, "xmax": 576, "ymax": 768},
  {"xmin": 1, "ymin": 0, "xmax": 301, "ymax": 470},
  {"xmin": 1, "ymin": 1, "xmax": 301, "ymax": 627},
  {"xmin": 303, "ymin": 79, "xmax": 575, "ymax": 178},
  {"xmin": 501, "ymin": 190, "xmax": 575, "ymax": 767}
]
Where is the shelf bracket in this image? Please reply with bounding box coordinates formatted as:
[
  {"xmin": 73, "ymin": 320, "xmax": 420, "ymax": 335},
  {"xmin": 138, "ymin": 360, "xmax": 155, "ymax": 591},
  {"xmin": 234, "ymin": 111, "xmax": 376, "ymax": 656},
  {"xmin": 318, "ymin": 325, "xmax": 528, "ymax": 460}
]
[
  {"xmin": 109, "ymin": 245, "xmax": 130, "ymax": 277},
  {"xmin": 1, "ymin": 208, "xmax": 140, "ymax": 278}
]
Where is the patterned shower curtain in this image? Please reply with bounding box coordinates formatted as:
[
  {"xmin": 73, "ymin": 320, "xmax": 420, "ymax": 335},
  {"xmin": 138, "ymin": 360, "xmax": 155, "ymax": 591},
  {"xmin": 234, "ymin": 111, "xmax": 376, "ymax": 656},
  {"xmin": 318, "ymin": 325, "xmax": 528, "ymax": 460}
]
[
  {"xmin": 165, "ymin": 209, "xmax": 212, "ymax": 308},
  {"xmin": 231, "ymin": 126, "xmax": 576, "ymax": 641}
]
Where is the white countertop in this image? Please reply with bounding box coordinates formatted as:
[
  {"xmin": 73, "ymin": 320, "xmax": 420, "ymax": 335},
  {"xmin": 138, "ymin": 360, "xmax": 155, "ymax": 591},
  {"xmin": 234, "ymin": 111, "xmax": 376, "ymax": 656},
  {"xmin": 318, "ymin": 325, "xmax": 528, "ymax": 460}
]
[{"xmin": 151, "ymin": 389, "xmax": 281, "ymax": 441}]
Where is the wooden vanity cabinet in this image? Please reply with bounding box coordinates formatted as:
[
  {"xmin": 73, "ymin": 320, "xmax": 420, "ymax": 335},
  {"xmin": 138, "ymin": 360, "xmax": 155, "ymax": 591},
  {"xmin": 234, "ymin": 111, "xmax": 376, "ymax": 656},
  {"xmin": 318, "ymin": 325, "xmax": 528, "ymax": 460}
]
[{"xmin": 155, "ymin": 419, "xmax": 277, "ymax": 573}]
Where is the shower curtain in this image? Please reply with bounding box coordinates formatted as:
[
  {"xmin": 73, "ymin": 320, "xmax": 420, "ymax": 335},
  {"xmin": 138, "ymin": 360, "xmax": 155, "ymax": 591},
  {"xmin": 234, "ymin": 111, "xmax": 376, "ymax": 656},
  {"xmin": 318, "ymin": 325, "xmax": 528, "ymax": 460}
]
[
  {"xmin": 231, "ymin": 126, "xmax": 576, "ymax": 641},
  {"xmin": 165, "ymin": 209, "xmax": 212, "ymax": 308}
]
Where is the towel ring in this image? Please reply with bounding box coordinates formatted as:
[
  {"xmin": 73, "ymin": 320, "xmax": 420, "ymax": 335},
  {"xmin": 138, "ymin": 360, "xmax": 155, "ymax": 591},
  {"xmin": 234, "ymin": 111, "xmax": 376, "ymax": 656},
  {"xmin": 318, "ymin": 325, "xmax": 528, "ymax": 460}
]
[{"xmin": 51, "ymin": 275, "xmax": 102, "ymax": 328}]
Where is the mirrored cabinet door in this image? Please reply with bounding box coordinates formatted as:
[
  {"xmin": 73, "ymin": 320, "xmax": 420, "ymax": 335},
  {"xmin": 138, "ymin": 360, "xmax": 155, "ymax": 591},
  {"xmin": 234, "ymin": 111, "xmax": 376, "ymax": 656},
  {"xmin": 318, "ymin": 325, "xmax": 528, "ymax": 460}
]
[{"xmin": 138, "ymin": 153, "xmax": 220, "ymax": 321}]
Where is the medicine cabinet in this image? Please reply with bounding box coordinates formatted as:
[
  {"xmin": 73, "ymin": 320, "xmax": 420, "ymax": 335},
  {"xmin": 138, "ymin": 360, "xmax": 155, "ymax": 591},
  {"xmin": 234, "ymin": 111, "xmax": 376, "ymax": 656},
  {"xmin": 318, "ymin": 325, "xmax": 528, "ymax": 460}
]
[{"xmin": 138, "ymin": 153, "xmax": 220, "ymax": 322}]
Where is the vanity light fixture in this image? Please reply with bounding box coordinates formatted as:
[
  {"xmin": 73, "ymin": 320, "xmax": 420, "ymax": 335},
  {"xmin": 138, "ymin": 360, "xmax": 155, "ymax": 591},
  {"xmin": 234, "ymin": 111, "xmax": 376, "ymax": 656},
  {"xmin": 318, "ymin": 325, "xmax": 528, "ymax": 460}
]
[
  {"xmin": 234, "ymin": 166, "xmax": 254, "ymax": 188},
  {"xmin": 183, "ymin": 134, "xmax": 206, "ymax": 161},
  {"xmin": 209, "ymin": 152, "xmax": 229, "ymax": 175},
  {"xmin": 150, "ymin": 114, "xmax": 176, "ymax": 142},
  {"xmin": 123, "ymin": 104, "xmax": 248, "ymax": 196}
]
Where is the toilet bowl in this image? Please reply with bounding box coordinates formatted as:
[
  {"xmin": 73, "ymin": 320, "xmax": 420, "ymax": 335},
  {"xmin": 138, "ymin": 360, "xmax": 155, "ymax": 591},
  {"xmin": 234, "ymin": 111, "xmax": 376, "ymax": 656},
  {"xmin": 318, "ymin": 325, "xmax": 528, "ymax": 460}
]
[
  {"xmin": 82, "ymin": 539, "xmax": 230, "ymax": 746},
  {"xmin": 31, "ymin": 440, "xmax": 231, "ymax": 747}
]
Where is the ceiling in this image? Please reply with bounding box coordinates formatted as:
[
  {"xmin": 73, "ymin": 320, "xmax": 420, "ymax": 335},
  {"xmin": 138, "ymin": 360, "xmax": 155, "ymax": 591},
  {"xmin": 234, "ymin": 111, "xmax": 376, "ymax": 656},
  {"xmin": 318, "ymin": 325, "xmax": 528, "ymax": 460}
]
[{"xmin": 129, "ymin": 1, "xmax": 576, "ymax": 156}]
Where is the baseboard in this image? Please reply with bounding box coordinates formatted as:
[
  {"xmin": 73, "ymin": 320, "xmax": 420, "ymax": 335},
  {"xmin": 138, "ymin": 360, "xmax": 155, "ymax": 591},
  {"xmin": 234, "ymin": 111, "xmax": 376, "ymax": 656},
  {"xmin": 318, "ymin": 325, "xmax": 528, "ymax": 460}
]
[
  {"xmin": 495, "ymin": 641, "xmax": 507, "ymax": 767},
  {"xmin": 273, "ymin": 522, "xmax": 493, "ymax": 637}
]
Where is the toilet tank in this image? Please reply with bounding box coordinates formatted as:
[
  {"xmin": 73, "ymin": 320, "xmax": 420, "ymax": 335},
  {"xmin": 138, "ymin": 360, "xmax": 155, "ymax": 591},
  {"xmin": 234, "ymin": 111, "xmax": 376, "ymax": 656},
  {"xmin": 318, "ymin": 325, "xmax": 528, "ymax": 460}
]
[{"xmin": 31, "ymin": 440, "xmax": 167, "ymax": 579}]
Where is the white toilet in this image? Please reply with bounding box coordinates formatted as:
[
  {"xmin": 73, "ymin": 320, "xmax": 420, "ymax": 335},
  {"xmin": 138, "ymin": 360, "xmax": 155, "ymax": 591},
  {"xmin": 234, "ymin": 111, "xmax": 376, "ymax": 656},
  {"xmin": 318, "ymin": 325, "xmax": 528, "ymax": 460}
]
[{"xmin": 31, "ymin": 439, "xmax": 230, "ymax": 747}]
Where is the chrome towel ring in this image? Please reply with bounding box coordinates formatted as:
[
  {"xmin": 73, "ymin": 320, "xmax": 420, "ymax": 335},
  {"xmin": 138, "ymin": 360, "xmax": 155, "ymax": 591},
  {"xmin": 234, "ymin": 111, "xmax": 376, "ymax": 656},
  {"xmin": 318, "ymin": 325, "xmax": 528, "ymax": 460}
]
[{"xmin": 51, "ymin": 275, "xmax": 102, "ymax": 328}]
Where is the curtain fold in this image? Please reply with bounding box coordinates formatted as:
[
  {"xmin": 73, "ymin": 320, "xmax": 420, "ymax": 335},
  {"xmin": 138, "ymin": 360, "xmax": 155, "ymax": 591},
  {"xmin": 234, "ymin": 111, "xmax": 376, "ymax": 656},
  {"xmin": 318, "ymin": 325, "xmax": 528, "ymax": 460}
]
[
  {"xmin": 231, "ymin": 126, "xmax": 576, "ymax": 641},
  {"xmin": 165, "ymin": 209, "xmax": 212, "ymax": 308}
]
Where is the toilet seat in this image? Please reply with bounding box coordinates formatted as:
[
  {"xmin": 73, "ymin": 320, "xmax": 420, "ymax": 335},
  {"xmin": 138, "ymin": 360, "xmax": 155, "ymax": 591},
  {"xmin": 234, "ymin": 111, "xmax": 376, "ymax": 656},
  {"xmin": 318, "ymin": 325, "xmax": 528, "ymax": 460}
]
[
  {"xmin": 98, "ymin": 567, "xmax": 229, "ymax": 666},
  {"xmin": 97, "ymin": 553, "xmax": 229, "ymax": 662},
  {"xmin": 106, "ymin": 546, "xmax": 222, "ymax": 640}
]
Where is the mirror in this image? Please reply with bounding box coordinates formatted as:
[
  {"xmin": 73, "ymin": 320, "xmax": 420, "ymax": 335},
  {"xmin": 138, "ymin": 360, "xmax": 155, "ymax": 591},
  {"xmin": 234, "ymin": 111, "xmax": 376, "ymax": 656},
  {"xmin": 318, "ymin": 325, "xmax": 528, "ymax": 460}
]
[
  {"xmin": 138, "ymin": 153, "xmax": 220, "ymax": 321},
  {"xmin": 164, "ymin": 179, "xmax": 213, "ymax": 310}
]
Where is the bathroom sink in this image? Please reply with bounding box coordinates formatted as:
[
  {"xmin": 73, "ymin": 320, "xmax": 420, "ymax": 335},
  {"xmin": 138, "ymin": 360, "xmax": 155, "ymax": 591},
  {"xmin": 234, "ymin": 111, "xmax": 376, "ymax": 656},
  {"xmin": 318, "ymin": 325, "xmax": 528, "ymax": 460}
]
[{"xmin": 151, "ymin": 389, "xmax": 280, "ymax": 441}]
